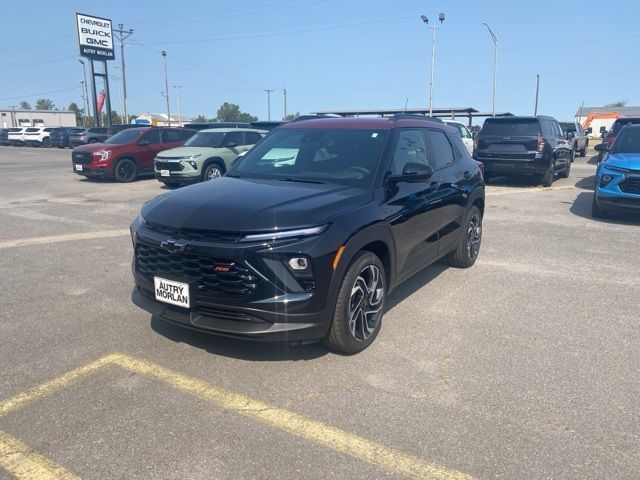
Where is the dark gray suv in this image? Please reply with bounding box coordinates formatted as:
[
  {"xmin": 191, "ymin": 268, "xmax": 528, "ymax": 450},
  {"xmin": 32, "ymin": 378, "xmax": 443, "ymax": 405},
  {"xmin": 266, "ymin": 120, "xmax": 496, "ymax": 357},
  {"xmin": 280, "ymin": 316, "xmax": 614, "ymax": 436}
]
[{"xmin": 69, "ymin": 127, "xmax": 109, "ymax": 147}]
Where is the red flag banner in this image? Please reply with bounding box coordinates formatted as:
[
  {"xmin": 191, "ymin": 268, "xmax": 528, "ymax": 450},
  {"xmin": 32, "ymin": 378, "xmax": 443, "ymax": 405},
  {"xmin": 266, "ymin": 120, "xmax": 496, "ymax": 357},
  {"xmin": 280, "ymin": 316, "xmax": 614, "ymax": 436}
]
[{"xmin": 96, "ymin": 90, "xmax": 106, "ymax": 114}]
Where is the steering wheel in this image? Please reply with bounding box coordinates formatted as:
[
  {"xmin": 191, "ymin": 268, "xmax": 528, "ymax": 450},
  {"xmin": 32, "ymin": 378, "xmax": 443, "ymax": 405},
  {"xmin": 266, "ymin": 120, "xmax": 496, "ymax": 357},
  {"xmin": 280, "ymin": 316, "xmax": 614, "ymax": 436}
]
[{"xmin": 344, "ymin": 166, "xmax": 369, "ymax": 178}]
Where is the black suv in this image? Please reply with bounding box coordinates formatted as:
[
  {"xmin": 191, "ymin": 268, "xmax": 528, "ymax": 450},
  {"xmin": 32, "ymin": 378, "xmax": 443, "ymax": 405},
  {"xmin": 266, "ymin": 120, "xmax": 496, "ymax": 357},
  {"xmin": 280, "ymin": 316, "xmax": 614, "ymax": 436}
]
[
  {"xmin": 474, "ymin": 116, "xmax": 572, "ymax": 186},
  {"xmin": 130, "ymin": 115, "xmax": 485, "ymax": 354},
  {"xmin": 50, "ymin": 127, "xmax": 82, "ymax": 148}
]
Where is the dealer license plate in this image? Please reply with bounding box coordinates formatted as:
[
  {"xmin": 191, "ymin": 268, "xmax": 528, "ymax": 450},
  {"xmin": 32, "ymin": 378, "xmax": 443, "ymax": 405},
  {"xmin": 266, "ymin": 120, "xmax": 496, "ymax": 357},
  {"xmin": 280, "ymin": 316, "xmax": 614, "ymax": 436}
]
[
  {"xmin": 154, "ymin": 277, "xmax": 190, "ymax": 308},
  {"xmin": 75, "ymin": 164, "xmax": 83, "ymax": 171},
  {"xmin": 160, "ymin": 169, "xmax": 170, "ymax": 177}
]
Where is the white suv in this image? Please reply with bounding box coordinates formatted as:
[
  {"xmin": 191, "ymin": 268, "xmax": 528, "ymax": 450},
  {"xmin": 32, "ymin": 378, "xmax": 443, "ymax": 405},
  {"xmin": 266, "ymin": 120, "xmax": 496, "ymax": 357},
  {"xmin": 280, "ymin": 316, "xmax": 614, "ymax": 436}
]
[
  {"xmin": 24, "ymin": 127, "xmax": 55, "ymax": 147},
  {"xmin": 8, "ymin": 128, "xmax": 26, "ymax": 146},
  {"xmin": 443, "ymin": 120, "xmax": 474, "ymax": 155}
]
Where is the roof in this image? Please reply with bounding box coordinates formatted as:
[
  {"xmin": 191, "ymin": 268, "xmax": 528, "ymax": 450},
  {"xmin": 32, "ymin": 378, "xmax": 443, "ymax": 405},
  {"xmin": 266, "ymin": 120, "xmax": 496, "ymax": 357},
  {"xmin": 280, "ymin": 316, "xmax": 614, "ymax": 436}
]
[
  {"xmin": 576, "ymin": 106, "xmax": 640, "ymax": 117},
  {"xmin": 200, "ymin": 127, "xmax": 265, "ymax": 133},
  {"xmin": 282, "ymin": 115, "xmax": 446, "ymax": 130},
  {"xmin": 311, "ymin": 107, "xmax": 479, "ymax": 116}
]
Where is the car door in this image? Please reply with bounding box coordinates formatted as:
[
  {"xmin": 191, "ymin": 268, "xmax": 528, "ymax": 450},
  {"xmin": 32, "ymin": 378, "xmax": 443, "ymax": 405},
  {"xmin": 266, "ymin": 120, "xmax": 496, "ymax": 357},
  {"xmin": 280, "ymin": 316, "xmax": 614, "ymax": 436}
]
[
  {"xmin": 424, "ymin": 129, "xmax": 471, "ymax": 256},
  {"xmin": 384, "ymin": 129, "xmax": 443, "ymax": 281},
  {"xmin": 136, "ymin": 129, "xmax": 163, "ymax": 171}
]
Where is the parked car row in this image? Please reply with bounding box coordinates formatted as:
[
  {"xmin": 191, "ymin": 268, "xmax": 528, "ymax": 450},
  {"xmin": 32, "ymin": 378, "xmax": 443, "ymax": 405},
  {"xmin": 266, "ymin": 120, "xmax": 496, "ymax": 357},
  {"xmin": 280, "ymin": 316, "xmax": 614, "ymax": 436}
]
[{"xmin": 0, "ymin": 124, "xmax": 146, "ymax": 149}]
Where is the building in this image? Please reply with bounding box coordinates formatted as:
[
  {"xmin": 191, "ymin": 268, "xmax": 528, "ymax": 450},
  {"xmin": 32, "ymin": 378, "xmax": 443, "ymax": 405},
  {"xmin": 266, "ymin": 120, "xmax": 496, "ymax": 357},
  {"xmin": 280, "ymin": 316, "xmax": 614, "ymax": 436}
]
[
  {"xmin": 575, "ymin": 106, "xmax": 640, "ymax": 137},
  {"xmin": 132, "ymin": 113, "xmax": 192, "ymax": 127},
  {"xmin": 0, "ymin": 109, "xmax": 77, "ymax": 128}
]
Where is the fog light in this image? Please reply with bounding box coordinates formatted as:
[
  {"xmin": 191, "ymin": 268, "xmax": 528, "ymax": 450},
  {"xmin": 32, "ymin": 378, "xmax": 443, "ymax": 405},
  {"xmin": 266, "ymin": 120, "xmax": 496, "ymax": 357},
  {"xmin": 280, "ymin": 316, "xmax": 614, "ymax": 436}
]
[
  {"xmin": 600, "ymin": 174, "xmax": 613, "ymax": 187},
  {"xmin": 188, "ymin": 161, "xmax": 197, "ymax": 169},
  {"xmin": 288, "ymin": 257, "xmax": 309, "ymax": 270}
]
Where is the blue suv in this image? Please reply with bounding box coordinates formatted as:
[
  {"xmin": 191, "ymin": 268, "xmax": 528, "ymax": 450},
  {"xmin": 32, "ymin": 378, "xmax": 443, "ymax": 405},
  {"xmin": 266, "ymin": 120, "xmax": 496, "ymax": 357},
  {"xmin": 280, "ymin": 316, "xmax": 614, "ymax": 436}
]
[{"xmin": 592, "ymin": 124, "xmax": 640, "ymax": 218}]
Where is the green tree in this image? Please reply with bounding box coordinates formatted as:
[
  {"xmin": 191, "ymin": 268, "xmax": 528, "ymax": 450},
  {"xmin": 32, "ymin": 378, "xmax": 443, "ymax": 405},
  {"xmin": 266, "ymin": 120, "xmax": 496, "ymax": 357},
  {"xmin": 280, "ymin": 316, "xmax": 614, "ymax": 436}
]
[
  {"xmin": 605, "ymin": 100, "xmax": 627, "ymax": 108},
  {"xmin": 19, "ymin": 101, "xmax": 31, "ymax": 110},
  {"xmin": 216, "ymin": 102, "xmax": 258, "ymax": 122},
  {"xmin": 68, "ymin": 102, "xmax": 83, "ymax": 124},
  {"xmin": 34, "ymin": 98, "xmax": 55, "ymax": 110},
  {"xmin": 284, "ymin": 112, "xmax": 300, "ymax": 121},
  {"xmin": 193, "ymin": 114, "xmax": 207, "ymax": 123}
]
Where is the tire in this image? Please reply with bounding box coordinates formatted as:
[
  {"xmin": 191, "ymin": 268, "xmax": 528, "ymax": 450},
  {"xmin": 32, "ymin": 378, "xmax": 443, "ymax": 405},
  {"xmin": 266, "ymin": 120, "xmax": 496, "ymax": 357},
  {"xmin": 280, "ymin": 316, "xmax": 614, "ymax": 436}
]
[
  {"xmin": 559, "ymin": 158, "xmax": 571, "ymax": 179},
  {"xmin": 579, "ymin": 142, "xmax": 588, "ymax": 157},
  {"xmin": 57, "ymin": 146, "xmax": 64, "ymax": 149},
  {"xmin": 539, "ymin": 159, "xmax": 555, "ymax": 187},
  {"xmin": 591, "ymin": 193, "xmax": 608, "ymax": 218},
  {"xmin": 161, "ymin": 181, "xmax": 181, "ymax": 188},
  {"xmin": 570, "ymin": 149, "xmax": 576, "ymax": 163},
  {"xmin": 203, "ymin": 162, "xmax": 224, "ymax": 181},
  {"xmin": 483, "ymin": 172, "xmax": 493, "ymax": 183},
  {"xmin": 88, "ymin": 138, "xmax": 99, "ymax": 143},
  {"xmin": 42, "ymin": 138, "xmax": 51, "ymax": 147},
  {"xmin": 324, "ymin": 251, "xmax": 386, "ymax": 355},
  {"xmin": 447, "ymin": 205, "xmax": 482, "ymax": 268},
  {"xmin": 114, "ymin": 158, "xmax": 137, "ymax": 183}
]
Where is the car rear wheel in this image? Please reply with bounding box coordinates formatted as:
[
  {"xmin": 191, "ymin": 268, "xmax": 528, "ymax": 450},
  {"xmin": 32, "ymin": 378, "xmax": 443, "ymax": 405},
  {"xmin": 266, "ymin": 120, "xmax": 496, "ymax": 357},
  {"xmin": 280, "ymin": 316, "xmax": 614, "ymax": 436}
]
[
  {"xmin": 591, "ymin": 194, "xmax": 608, "ymax": 218},
  {"xmin": 42, "ymin": 138, "xmax": 51, "ymax": 147},
  {"xmin": 448, "ymin": 205, "xmax": 482, "ymax": 268},
  {"xmin": 559, "ymin": 158, "xmax": 571, "ymax": 178},
  {"xmin": 539, "ymin": 159, "xmax": 555, "ymax": 187},
  {"xmin": 324, "ymin": 251, "xmax": 385, "ymax": 355},
  {"xmin": 114, "ymin": 158, "xmax": 137, "ymax": 183},
  {"xmin": 203, "ymin": 163, "xmax": 223, "ymax": 181}
]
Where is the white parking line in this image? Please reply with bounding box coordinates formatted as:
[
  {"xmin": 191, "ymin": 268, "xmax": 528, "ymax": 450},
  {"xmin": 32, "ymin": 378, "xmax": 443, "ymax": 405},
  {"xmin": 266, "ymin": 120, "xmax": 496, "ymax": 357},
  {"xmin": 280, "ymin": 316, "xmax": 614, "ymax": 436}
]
[
  {"xmin": 0, "ymin": 229, "xmax": 130, "ymax": 250},
  {"xmin": 486, "ymin": 185, "xmax": 577, "ymax": 196}
]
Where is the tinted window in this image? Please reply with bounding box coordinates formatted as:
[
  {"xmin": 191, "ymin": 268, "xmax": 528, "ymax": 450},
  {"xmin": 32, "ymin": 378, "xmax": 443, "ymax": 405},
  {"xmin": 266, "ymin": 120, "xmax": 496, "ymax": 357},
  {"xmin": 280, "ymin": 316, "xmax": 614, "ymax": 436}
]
[
  {"xmin": 185, "ymin": 132, "xmax": 225, "ymax": 147},
  {"xmin": 391, "ymin": 130, "xmax": 430, "ymax": 174},
  {"xmin": 141, "ymin": 129, "xmax": 162, "ymax": 145},
  {"xmin": 104, "ymin": 128, "xmax": 144, "ymax": 144},
  {"xmin": 610, "ymin": 118, "xmax": 640, "ymax": 136},
  {"xmin": 226, "ymin": 131, "xmax": 245, "ymax": 146},
  {"xmin": 425, "ymin": 130, "xmax": 455, "ymax": 169},
  {"xmin": 482, "ymin": 118, "xmax": 539, "ymax": 136},
  {"xmin": 611, "ymin": 127, "xmax": 640, "ymax": 154},
  {"xmin": 445, "ymin": 122, "xmax": 471, "ymax": 139},
  {"xmin": 180, "ymin": 129, "xmax": 196, "ymax": 140},
  {"xmin": 245, "ymin": 132, "xmax": 263, "ymax": 145},
  {"xmin": 162, "ymin": 130, "xmax": 182, "ymax": 143},
  {"xmin": 560, "ymin": 122, "xmax": 576, "ymax": 133},
  {"xmin": 235, "ymin": 128, "xmax": 388, "ymax": 187},
  {"xmin": 26, "ymin": 128, "xmax": 39, "ymax": 132},
  {"xmin": 44, "ymin": 128, "xmax": 54, "ymax": 132}
]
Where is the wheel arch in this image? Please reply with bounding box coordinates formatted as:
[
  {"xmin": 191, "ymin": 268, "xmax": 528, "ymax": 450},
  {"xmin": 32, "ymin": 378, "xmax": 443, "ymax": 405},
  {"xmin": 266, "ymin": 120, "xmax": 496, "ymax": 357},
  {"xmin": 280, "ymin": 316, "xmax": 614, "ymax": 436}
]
[{"xmin": 203, "ymin": 157, "xmax": 226, "ymax": 173}]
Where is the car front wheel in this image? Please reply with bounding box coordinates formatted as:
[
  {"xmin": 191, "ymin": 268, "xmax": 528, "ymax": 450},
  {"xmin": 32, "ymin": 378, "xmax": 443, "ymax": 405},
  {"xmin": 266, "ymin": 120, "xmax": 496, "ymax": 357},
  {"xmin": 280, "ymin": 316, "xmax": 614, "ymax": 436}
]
[
  {"xmin": 203, "ymin": 163, "xmax": 223, "ymax": 181},
  {"xmin": 448, "ymin": 205, "xmax": 482, "ymax": 268},
  {"xmin": 324, "ymin": 251, "xmax": 386, "ymax": 354},
  {"xmin": 114, "ymin": 158, "xmax": 137, "ymax": 182}
]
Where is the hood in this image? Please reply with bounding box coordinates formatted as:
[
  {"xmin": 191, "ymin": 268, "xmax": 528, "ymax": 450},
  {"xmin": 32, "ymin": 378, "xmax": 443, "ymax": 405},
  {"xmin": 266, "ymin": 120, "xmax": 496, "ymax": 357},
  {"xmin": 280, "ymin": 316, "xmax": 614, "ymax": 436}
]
[
  {"xmin": 156, "ymin": 146, "xmax": 218, "ymax": 158},
  {"xmin": 604, "ymin": 153, "xmax": 640, "ymax": 171},
  {"xmin": 141, "ymin": 177, "xmax": 372, "ymax": 232},
  {"xmin": 72, "ymin": 142, "xmax": 112, "ymax": 152}
]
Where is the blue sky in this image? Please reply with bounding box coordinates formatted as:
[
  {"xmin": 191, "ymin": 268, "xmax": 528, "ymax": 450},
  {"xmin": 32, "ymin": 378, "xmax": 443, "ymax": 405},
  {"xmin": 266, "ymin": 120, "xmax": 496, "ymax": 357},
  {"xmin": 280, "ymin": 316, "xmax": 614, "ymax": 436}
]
[{"xmin": 0, "ymin": 0, "xmax": 637, "ymax": 122}]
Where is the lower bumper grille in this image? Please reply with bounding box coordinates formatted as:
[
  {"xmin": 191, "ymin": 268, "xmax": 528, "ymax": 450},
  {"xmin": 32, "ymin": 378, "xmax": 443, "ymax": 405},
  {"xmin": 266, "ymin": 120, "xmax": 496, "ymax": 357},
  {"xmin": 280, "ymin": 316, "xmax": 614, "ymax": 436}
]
[
  {"xmin": 619, "ymin": 178, "xmax": 640, "ymax": 195},
  {"xmin": 155, "ymin": 160, "xmax": 184, "ymax": 171},
  {"xmin": 72, "ymin": 152, "xmax": 93, "ymax": 164}
]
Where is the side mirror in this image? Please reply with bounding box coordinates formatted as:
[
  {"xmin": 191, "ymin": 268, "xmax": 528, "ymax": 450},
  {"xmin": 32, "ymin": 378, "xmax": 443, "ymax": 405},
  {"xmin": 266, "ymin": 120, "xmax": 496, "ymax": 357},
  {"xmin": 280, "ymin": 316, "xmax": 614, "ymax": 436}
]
[
  {"xmin": 599, "ymin": 126, "xmax": 607, "ymax": 134},
  {"xmin": 566, "ymin": 131, "xmax": 575, "ymax": 139},
  {"xmin": 594, "ymin": 143, "xmax": 607, "ymax": 153},
  {"xmin": 389, "ymin": 162, "xmax": 434, "ymax": 183},
  {"xmin": 585, "ymin": 127, "xmax": 592, "ymax": 134},
  {"xmin": 471, "ymin": 131, "xmax": 478, "ymax": 139},
  {"xmin": 225, "ymin": 142, "xmax": 237, "ymax": 148},
  {"xmin": 138, "ymin": 139, "xmax": 150, "ymax": 146}
]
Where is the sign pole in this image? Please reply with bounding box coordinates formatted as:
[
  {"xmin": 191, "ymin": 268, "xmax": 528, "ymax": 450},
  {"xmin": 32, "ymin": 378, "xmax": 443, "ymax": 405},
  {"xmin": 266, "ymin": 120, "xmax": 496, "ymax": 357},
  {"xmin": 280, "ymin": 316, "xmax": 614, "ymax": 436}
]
[
  {"xmin": 103, "ymin": 61, "xmax": 113, "ymax": 127},
  {"xmin": 89, "ymin": 59, "xmax": 99, "ymax": 127}
]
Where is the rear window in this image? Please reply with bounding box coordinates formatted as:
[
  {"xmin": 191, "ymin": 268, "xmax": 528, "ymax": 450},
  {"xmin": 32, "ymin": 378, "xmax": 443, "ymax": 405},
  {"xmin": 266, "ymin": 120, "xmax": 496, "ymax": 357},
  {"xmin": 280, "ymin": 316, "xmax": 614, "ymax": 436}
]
[
  {"xmin": 481, "ymin": 119, "xmax": 539, "ymax": 136},
  {"xmin": 26, "ymin": 128, "xmax": 39, "ymax": 132},
  {"xmin": 610, "ymin": 118, "xmax": 640, "ymax": 136}
]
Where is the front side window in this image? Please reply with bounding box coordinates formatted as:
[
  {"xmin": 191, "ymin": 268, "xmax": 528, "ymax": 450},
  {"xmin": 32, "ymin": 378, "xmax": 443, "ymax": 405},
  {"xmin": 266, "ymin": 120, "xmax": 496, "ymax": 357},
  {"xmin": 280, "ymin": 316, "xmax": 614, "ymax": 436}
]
[
  {"xmin": 141, "ymin": 129, "xmax": 162, "ymax": 145},
  {"xmin": 611, "ymin": 128, "xmax": 640, "ymax": 154},
  {"xmin": 245, "ymin": 132, "xmax": 263, "ymax": 145},
  {"xmin": 185, "ymin": 131, "xmax": 225, "ymax": 147},
  {"xmin": 225, "ymin": 131, "xmax": 245, "ymax": 146},
  {"xmin": 234, "ymin": 128, "xmax": 388, "ymax": 186},
  {"xmin": 391, "ymin": 129, "xmax": 429, "ymax": 174},
  {"xmin": 425, "ymin": 130, "xmax": 455, "ymax": 169},
  {"xmin": 104, "ymin": 128, "xmax": 144, "ymax": 145}
]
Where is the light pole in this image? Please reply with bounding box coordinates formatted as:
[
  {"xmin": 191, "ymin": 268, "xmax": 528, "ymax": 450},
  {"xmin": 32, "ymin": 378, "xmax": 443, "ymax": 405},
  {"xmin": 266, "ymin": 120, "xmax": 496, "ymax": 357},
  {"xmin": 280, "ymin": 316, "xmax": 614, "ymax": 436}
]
[
  {"xmin": 161, "ymin": 51, "xmax": 171, "ymax": 126},
  {"xmin": 114, "ymin": 24, "xmax": 133, "ymax": 124},
  {"xmin": 483, "ymin": 22, "xmax": 498, "ymax": 117},
  {"xmin": 263, "ymin": 89, "xmax": 274, "ymax": 120},
  {"xmin": 282, "ymin": 86, "xmax": 287, "ymax": 120},
  {"xmin": 80, "ymin": 80, "xmax": 88, "ymax": 126},
  {"xmin": 421, "ymin": 13, "xmax": 445, "ymax": 116},
  {"xmin": 79, "ymin": 59, "xmax": 91, "ymax": 125},
  {"xmin": 173, "ymin": 85, "xmax": 182, "ymax": 126}
]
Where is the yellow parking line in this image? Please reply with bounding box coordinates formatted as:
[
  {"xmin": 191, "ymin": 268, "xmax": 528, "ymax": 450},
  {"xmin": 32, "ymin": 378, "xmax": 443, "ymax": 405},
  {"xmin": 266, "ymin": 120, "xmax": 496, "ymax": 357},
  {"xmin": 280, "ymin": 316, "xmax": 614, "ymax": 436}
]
[
  {"xmin": 111, "ymin": 353, "xmax": 473, "ymax": 480},
  {"xmin": 0, "ymin": 229, "xmax": 130, "ymax": 250},
  {"xmin": 0, "ymin": 354, "xmax": 114, "ymax": 418},
  {"xmin": 0, "ymin": 430, "xmax": 79, "ymax": 480}
]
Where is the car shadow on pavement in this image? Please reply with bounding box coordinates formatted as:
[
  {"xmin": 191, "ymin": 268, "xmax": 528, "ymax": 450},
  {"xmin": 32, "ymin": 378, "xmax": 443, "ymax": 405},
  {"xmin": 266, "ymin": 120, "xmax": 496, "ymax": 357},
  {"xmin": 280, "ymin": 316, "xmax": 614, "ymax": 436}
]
[
  {"xmin": 575, "ymin": 175, "xmax": 595, "ymax": 190},
  {"xmin": 385, "ymin": 262, "xmax": 448, "ymax": 312},
  {"xmin": 150, "ymin": 316, "xmax": 330, "ymax": 361},
  {"xmin": 587, "ymin": 155, "xmax": 599, "ymax": 165},
  {"xmin": 570, "ymin": 191, "xmax": 640, "ymax": 225}
]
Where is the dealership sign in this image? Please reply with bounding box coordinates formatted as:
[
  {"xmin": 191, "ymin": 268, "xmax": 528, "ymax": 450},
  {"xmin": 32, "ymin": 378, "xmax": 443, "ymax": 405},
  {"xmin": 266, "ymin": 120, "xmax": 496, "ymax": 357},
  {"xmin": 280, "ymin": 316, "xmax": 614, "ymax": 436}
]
[{"xmin": 76, "ymin": 13, "xmax": 114, "ymax": 60}]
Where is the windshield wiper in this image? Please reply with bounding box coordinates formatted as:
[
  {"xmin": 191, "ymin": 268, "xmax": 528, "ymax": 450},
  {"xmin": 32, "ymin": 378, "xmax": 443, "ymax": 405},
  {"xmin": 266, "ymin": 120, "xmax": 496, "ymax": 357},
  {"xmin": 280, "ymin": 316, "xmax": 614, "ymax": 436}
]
[{"xmin": 274, "ymin": 177, "xmax": 326, "ymax": 184}]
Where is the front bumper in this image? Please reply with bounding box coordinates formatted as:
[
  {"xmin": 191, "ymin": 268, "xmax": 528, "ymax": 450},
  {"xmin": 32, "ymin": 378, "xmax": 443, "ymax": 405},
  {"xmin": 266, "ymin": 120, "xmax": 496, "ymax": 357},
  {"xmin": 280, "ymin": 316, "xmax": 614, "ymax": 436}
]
[{"xmin": 154, "ymin": 172, "xmax": 200, "ymax": 184}]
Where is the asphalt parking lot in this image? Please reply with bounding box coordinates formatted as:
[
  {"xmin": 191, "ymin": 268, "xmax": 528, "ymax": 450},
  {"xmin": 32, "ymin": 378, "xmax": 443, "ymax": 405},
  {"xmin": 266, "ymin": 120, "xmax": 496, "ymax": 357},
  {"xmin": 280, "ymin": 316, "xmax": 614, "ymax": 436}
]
[{"xmin": 0, "ymin": 145, "xmax": 638, "ymax": 480}]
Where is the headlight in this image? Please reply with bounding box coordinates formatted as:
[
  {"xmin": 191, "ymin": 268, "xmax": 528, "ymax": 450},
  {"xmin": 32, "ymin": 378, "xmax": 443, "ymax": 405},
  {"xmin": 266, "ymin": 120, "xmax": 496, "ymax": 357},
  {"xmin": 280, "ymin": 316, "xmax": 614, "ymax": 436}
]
[
  {"xmin": 93, "ymin": 150, "xmax": 111, "ymax": 160},
  {"xmin": 240, "ymin": 225, "xmax": 328, "ymax": 242}
]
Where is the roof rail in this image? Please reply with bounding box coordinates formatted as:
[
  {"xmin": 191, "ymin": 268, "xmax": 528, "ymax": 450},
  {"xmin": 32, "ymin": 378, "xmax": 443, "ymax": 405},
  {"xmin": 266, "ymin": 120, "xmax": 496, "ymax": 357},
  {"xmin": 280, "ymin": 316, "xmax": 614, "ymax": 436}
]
[
  {"xmin": 289, "ymin": 114, "xmax": 338, "ymax": 122},
  {"xmin": 389, "ymin": 113, "xmax": 443, "ymax": 123}
]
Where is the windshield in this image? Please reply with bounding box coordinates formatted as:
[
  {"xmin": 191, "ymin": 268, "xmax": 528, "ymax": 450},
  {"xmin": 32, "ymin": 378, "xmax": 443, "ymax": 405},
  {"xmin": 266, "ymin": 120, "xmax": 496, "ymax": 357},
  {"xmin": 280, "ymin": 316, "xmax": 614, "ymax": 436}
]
[
  {"xmin": 560, "ymin": 122, "xmax": 576, "ymax": 133},
  {"xmin": 610, "ymin": 118, "xmax": 640, "ymax": 136},
  {"xmin": 610, "ymin": 127, "xmax": 640, "ymax": 154},
  {"xmin": 185, "ymin": 131, "xmax": 225, "ymax": 147},
  {"xmin": 233, "ymin": 128, "xmax": 388, "ymax": 186},
  {"xmin": 104, "ymin": 128, "xmax": 144, "ymax": 144},
  {"xmin": 481, "ymin": 118, "xmax": 539, "ymax": 136}
]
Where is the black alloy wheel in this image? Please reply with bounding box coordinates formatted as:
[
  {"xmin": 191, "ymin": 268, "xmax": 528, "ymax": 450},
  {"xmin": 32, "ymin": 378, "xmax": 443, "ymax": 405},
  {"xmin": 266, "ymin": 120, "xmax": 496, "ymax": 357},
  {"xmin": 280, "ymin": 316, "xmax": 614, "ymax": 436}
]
[{"xmin": 114, "ymin": 158, "xmax": 137, "ymax": 183}]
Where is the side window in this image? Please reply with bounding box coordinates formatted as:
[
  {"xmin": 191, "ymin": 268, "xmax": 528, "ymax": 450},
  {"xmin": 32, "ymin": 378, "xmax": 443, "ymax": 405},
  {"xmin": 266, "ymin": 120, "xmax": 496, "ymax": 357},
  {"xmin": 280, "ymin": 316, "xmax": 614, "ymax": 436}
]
[
  {"xmin": 245, "ymin": 132, "xmax": 262, "ymax": 145},
  {"xmin": 141, "ymin": 129, "xmax": 162, "ymax": 145},
  {"xmin": 425, "ymin": 130, "xmax": 455, "ymax": 170},
  {"xmin": 162, "ymin": 130, "xmax": 182, "ymax": 143},
  {"xmin": 552, "ymin": 121, "xmax": 562, "ymax": 137},
  {"xmin": 539, "ymin": 120, "xmax": 551, "ymax": 137},
  {"xmin": 225, "ymin": 131, "xmax": 244, "ymax": 146},
  {"xmin": 391, "ymin": 129, "xmax": 429, "ymax": 174},
  {"xmin": 460, "ymin": 124, "xmax": 472, "ymax": 139}
]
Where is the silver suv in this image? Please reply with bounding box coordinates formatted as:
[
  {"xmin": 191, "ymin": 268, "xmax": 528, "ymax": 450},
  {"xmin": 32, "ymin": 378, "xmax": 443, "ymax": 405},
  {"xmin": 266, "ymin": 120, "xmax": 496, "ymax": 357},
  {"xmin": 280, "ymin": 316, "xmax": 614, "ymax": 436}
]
[{"xmin": 154, "ymin": 128, "xmax": 265, "ymax": 186}]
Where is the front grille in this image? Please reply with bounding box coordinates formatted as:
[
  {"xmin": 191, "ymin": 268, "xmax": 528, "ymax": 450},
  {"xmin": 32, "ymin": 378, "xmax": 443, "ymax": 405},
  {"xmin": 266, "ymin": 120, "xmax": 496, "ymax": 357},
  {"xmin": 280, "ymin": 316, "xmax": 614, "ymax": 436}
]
[
  {"xmin": 619, "ymin": 177, "xmax": 640, "ymax": 195},
  {"xmin": 72, "ymin": 152, "xmax": 93, "ymax": 164},
  {"xmin": 144, "ymin": 222, "xmax": 242, "ymax": 243},
  {"xmin": 136, "ymin": 242, "xmax": 258, "ymax": 300},
  {"xmin": 155, "ymin": 160, "xmax": 184, "ymax": 171}
]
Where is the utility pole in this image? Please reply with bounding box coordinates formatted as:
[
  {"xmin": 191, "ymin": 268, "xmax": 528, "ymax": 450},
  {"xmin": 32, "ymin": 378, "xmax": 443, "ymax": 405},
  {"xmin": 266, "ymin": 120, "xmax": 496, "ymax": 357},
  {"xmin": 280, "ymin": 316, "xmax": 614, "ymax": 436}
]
[
  {"xmin": 483, "ymin": 22, "xmax": 498, "ymax": 117},
  {"xmin": 80, "ymin": 81, "xmax": 88, "ymax": 126},
  {"xmin": 10, "ymin": 105, "xmax": 16, "ymax": 128},
  {"xmin": 161, "ymin": 51, "xmax": 171, "ymax": 126},
  {"xmin": 534, "ymin": 74, "xmax": 540, "ymax": 116},
  {"xmin": 113, "ymin": 24, "xmax": 133, "ymax": 124},
  {"xmin": 173, "ymin": 85, "xmax": 182, "ymax": 126},
  {"xmin": 79, "ymin": 60, "xmax": 91, "ymax": 124},
  {"xmin": 263, "ymin": 89, "xmax": 274, "ymax": 120},
  {"xmin": 282, "ymin": 86, "xmax": 287, "ymax": 120},
  {"xmin": 420, "ymin": 13, "xmax": 445, "ymax": 116}
]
